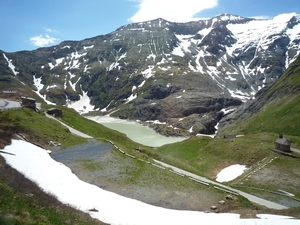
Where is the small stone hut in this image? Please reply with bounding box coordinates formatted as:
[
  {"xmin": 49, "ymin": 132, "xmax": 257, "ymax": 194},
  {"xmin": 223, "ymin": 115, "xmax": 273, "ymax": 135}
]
[
  {"xmin": 275, "ymin": 133, "xmax": 291, "ymax": 152},
  {"xmin": 47, "ymin": 108, "xmax": 62, "ymax": 117},
  {"xmin": 21, "ymin": 97, "xmax": 36, "ymax": 109}
]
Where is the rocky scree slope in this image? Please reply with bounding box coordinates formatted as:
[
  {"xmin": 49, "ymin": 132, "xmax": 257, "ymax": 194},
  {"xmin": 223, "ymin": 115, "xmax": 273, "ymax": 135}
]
[{"xmin": 1, "ymin": 13, "xmax": 300, "ymax": 135}]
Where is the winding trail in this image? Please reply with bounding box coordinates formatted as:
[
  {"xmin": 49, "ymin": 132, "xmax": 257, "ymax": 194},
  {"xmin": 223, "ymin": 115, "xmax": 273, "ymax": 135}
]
[
  {"xmin": 45, "ymin": 113, "xmax": 93, "ymax": 138},
  {"xmin": 153, "ymin": 160, "xmax": 288, "ymax": 210},
  {"xmin": 291, "ymin": 148, "xmax": 300, "ymax": 154}
]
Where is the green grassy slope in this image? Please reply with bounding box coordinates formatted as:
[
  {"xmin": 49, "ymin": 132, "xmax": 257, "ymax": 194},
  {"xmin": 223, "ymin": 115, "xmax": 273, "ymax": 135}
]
[
  {"xmin": 0, "ymin": 108, "xmax": 86, "ymax": 149},
  {"xmin": 224, "ymin": 94, "xmax": 300, "ymax": 145},
  {"xmin": 265, "ymin": 55, "xmax": 300, "ymax": 99}
]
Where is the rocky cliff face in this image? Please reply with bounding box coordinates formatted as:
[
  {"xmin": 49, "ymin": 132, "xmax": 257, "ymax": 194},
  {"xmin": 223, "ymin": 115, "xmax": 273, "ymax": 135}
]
[{"xmin": 1, "ymin": 13, "xmax": 300, "ymax": 135}]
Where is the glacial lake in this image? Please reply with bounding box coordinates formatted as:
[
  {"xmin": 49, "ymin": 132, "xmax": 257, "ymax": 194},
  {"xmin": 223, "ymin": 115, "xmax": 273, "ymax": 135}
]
[{"xmin": 85, "ymin": 116, "xmax": 187, "ymax": 147}]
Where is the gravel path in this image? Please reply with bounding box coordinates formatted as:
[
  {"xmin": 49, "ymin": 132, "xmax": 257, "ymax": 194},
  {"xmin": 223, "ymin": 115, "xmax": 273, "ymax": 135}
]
[
  {"xmin": 291, "ymin": 148, "xmax": 300, "ymax": 154},
  {"xmin": 154, "ymin": 160, "xmax": 289, "ymax": 210},
  {"xmin": 45, "ymin": 113, "xmax": 93, "ymax": 138}
]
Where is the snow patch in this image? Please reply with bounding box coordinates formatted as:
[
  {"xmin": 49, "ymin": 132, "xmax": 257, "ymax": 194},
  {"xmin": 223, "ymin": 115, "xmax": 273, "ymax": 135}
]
[
  {"xmin": 221, "ymin": 108, "xmax": 237, "ymax": 115},
  {"xmin": 225, "ymin": 75, "xmax": 237, "ymax": 81},
  {"xmin": 47, "ymin": 84, "xmax": 58, "ymax": 90},
  {"xmin": 100, "ymin": 100, "xmax": 114, "ymax": 112},
  {"xmin": 84, "ymin": 65, "xmax": 90, "ymax": 73},
  {"xmin": 142, "ymin": 65, "xmax": 155, "ymax": 78},
  {"xmin": 33, "ymin": 75, "xmax": 54, "ymax": 105},
  {"xmin": 61, "ymin": 45, "xmax": 71, "ymax": 49},
  {"xmin": 138, "ymin": 80, "xmax": 146, "ymax": 88},
  {"xmin": 286, "ymin": 23, "xmax": 300, "ymax": 42},
  {"xmin": 216, "ymin": 164, "xmax": 247, "ymax": 182},
  {"xmin": 67, "ymin": 89, "xmax": 95, "ymax": 114},
  {"xmin": 172, "ymin": 34, "xmax": 194, "ymax": 57},
  {"xmin": 69, "ymin": 76, "xmax": 81, "ymax": 92},
  {"xmin": 3, "ymin": 53, "xmax": 19, "ymax": 75},
  {"xmin": 125, "ymin": 93, "xmax": 137, "ymax": 103},
  {"xmin": 227, "ymin": 88, "xmax": 252, "ymax": 102},
  {"xmin": 158, "ymin": 65, "xmax": 171, "ymax": 71},
  {"xmin": 146, "ymin": 120, "xmax": 166, "ymax": 125},
  {"xmin": 48, "ymin": 57, "xmax": 65, "ymax": 69},
  {"xmin": 84, "ymin": 45, "xmax": 94, "ymax": 50},
  {"xmin": 108, "ymin": 52, "xmax": 127, "ymax": 71}
]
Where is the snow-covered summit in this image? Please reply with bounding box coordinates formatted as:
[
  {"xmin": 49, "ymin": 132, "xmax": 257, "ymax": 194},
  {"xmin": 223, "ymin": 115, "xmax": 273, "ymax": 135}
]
[
  {"xmin": 1, "ymin": 12, "xmax": 300, "ymax": 135},
  {"xmin": 213, "ymin": 13, "xmax": 250, "ymax": 22}
]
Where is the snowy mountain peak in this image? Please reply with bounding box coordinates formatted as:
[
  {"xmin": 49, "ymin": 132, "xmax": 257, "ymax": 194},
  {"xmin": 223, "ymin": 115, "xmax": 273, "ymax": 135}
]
[
  {"xmin": 271, "ymin": 12, "xmax": 297, "ymax": 23},
  {"xmin": 171, "ymin": 13, "xmax": 300, "ymax": 98},
  {"xmin": 214, "ymin": 13, "xmax": 249, "ymax": 22},
  {"xmin": 1, "ymin": 13, "xmax": 300, "ymax": 135}
]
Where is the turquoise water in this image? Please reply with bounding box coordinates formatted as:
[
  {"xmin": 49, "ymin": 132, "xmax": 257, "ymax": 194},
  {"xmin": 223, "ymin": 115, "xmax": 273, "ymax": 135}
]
[{"xmin": 86, "ymin": 116, "xmax": 187, "ymax": 147}]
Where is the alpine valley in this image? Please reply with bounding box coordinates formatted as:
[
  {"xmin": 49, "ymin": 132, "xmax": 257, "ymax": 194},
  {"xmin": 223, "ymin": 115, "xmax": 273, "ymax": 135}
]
[{"xmin": 1, "ymin": 13, "xmax": 300, "ymax": 135}]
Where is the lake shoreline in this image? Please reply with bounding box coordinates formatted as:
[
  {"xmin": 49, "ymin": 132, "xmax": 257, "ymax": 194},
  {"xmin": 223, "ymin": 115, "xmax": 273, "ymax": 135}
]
[{"xmin": 85, "ymin": 115, "xmax": 188, "ymax": 147}]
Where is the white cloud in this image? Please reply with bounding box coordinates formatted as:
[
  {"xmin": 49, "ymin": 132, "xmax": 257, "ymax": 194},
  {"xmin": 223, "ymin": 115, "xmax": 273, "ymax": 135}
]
[
  {"xmin": 30, "ymin": 34, "xmax": 59, "ymax": 47},
  {"xmin": 43, "ymin": 27, "xmax": 57, "ymax": 33},
  {"xmin": 129, "ymin": 0, "xmax": 218, "ymax": 22}
]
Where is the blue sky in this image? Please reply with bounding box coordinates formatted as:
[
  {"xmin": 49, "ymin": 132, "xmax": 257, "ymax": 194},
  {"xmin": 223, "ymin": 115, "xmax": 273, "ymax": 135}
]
[{"xmin": 1, "ymin": 0, "xmax": 299, "ymax": 52}]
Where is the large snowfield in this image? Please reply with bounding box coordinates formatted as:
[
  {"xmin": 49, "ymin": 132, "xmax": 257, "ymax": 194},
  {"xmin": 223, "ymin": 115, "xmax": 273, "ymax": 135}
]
[{"xmin": 1, "ymin": 140, "xmax": 299, "ymax": 225}]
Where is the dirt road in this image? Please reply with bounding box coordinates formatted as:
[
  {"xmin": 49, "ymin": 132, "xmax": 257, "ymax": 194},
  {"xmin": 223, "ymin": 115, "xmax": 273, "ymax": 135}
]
[
  {"xmin": 45, "ymin": 113, "xmax": 93, "ymax": 138},
  {"xmin": 154, "ymin": 160, "xmax": 288, "ymax": 210}
]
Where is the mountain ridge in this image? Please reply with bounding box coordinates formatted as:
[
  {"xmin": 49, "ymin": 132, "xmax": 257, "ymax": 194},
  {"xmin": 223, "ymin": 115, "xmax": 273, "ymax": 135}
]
[{"xmin": 1, "ymin": 12, "xmax": 300, "ymax": 135}]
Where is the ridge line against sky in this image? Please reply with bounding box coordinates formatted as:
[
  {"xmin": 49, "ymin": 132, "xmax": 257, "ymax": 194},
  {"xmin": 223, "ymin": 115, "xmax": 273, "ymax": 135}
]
[{"xmin": 1, "ymin": 0, "xmax": 300, "ymax": 52}]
